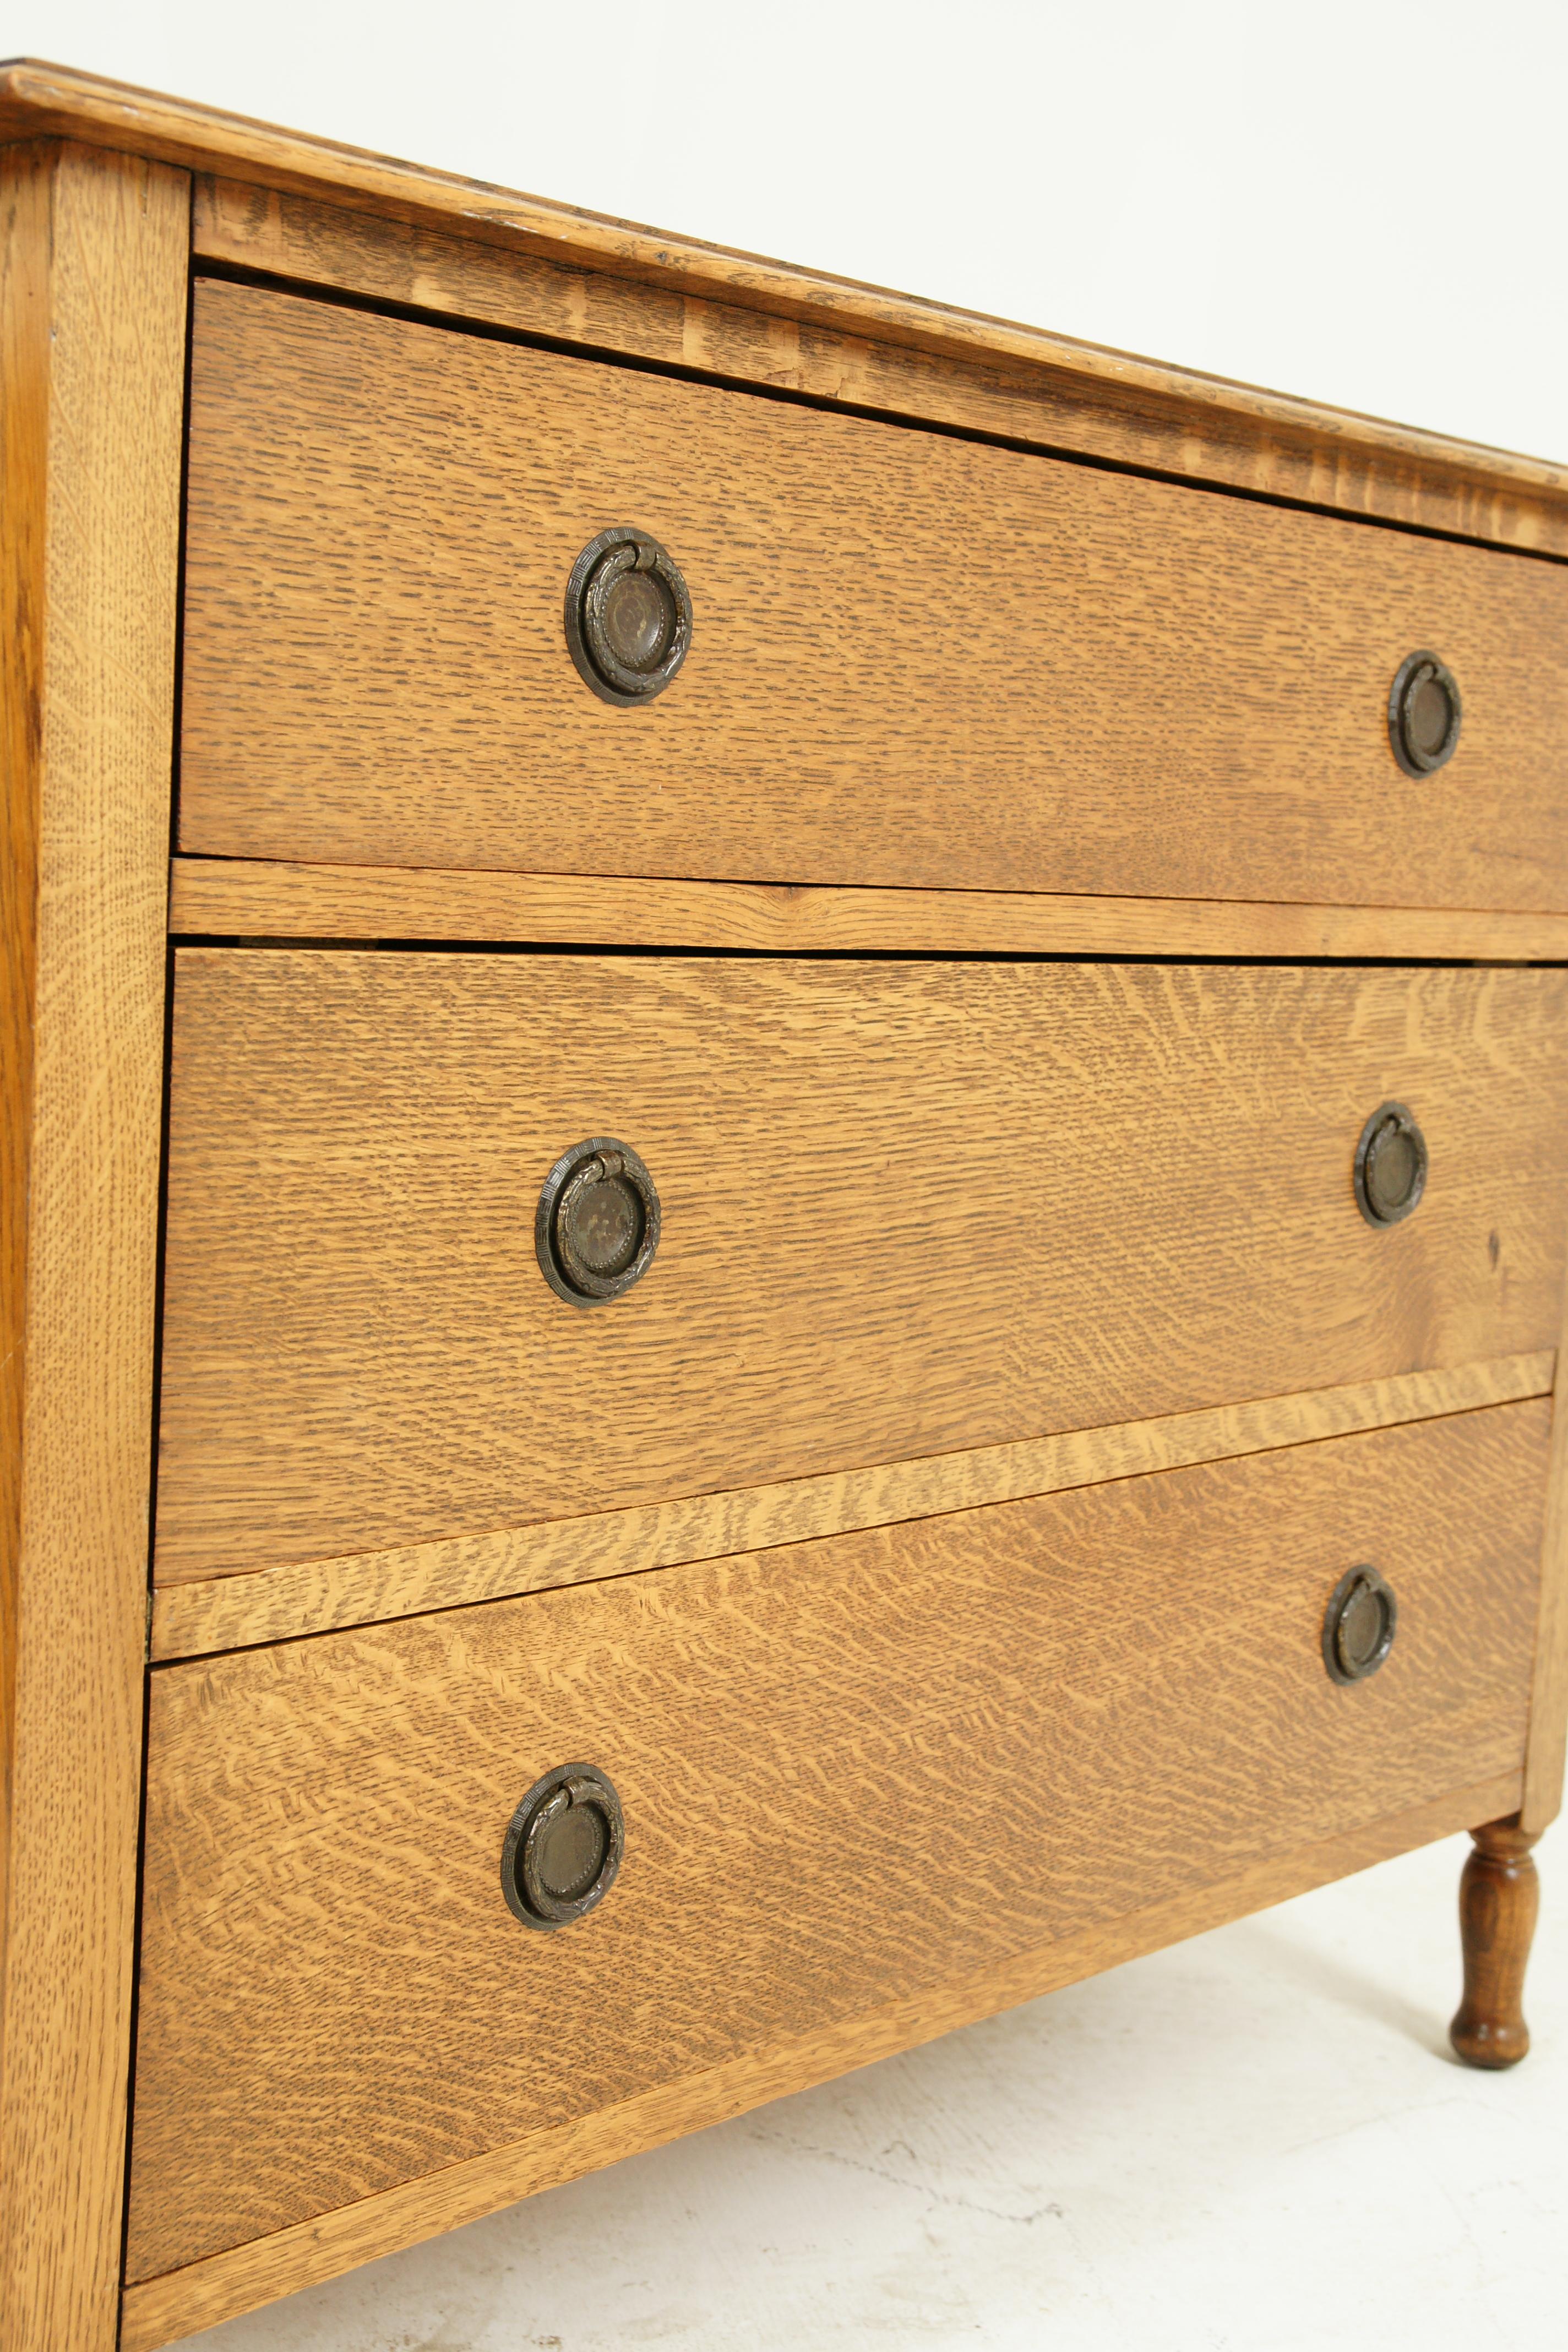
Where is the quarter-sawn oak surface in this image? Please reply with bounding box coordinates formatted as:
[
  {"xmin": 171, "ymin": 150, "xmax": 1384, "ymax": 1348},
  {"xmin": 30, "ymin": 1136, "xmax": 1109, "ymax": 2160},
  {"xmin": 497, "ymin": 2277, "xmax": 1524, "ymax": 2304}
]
[
  {"xmin": 0, "ymin": 141, "xmax": 187, "ymax": 2352},
  {"xmin": 126, "ymin": 1403, "xmax": 1548, "ymax": 2285},
  {"xmin": 154, "ymin": 952, "xmax": 1568, "ymax": 1586},
  {"xmin": 188, "ymin": 173, "xmax": 1568, "ymax": 560},
  {"xmin": 148, "ymin": 1355, "xmax": 1553, "ymax": 1656},
  {"xmin": 115, "ymin": 1776, "xmax": 1524, "ymax": 2352},
  {"xmin": 3, "ymin": 66, "xmax": 1567, "ymax": 556},
  {"xmin": 166, "ymin": 853, "xmax": 1568, "ymax": 965},
  {"xmin": 178, "ymin": 280, "xmax": 1568, "ymax": 910},
  {"xmin": 0, "ymin": 57, "xmax": 1565, "ymax": 2352},
  {"xmin": 1523, "ymin": 1238, "xmax": 1568, "ymax": 1829}
]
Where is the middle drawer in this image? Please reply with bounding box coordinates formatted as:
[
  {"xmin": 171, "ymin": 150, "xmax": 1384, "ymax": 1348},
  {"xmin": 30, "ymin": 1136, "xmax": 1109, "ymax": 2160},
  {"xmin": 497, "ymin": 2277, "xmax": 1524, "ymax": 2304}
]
[{"xmin": 155, "ymin": 953, "xmax": 1568, "ymax": 1585}]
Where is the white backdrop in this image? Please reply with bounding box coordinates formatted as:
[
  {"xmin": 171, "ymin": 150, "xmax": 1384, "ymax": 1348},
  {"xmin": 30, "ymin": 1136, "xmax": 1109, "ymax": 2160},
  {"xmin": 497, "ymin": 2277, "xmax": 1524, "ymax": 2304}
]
[{"xmin": 4, "ymin": 0, "xmax": 1566, "ymax": 462}]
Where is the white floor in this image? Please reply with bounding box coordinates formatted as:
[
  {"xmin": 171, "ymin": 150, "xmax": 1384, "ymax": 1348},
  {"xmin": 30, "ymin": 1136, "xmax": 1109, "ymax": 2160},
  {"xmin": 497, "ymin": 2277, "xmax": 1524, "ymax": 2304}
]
[{"xmin": 183, "ymin": 1827, "xmax": 1566, "ymax": 2352}]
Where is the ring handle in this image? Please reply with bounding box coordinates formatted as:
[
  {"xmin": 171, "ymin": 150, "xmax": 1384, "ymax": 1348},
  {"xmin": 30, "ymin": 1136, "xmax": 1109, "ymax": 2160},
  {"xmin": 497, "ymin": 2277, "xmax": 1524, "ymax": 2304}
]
[
  {"xmin": 1389, "ymin": 650, "xmax": 1462, "ymax": 777},
  {"xmin": 535, "ymin": 1136, "xmax": 661, "ymax": 1305},
  {"xmin": 1322, "ymin": 1565, "xmax": 1398, "ymax": 1685},
  {"xmin": 565, "ymin": 525, "xmax": 692, "ymax": 705},
  {"xmin": 502, "ymin": 1763, "xmax": 625, "ymax": 1930}
]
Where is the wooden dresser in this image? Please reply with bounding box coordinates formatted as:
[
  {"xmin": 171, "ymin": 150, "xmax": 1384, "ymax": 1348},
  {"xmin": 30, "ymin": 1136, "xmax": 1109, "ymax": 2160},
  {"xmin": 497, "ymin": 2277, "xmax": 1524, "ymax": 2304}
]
[{"xmin": 2, "ymin": 62, "xmax": 1566, "ymax": 2352}]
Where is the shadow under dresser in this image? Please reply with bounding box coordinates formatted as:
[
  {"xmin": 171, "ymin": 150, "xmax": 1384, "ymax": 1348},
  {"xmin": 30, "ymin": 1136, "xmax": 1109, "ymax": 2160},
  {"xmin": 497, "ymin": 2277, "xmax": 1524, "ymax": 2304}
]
[{"xmin": 2, "ymin": 61, "xmax": 1566, "ymax": 2352}]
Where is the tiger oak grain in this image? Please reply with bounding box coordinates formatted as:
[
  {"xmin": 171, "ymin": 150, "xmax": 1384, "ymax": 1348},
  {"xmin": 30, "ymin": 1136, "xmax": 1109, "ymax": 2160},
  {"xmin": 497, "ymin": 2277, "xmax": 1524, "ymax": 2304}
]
[
  {"xmin": 0, "ymin": 140, "xmax": 187, "ymax": 2352},
  {"xmin": 154, "ymin": 952, "xmax": 1568, "ymax": 1587},
  {"xmin": 5, "ymin": 70, "xmax": 1567, "ymax": 554},
  {"xmin": 117, "ymin": 1772, "xmax": 1522, "ymax": 2350},
  {"xmin": 149, "ymin": 1354, "xmax": 1554, "ymax": 1657},
  {"xmin": 126, "ymin": 1403, "xmax": 1548, "ymax": 2284},
  {"xmin": 178, "ymin": 280, "xmax": 1568, "ymax": 909},
  {"xmin": 166, "ymin": 854, "xmax": 1568, "ymax": 964},
  {"xmin": 0, "ymin": 64, "xmax": 1564, "ymax": 2351},
  {"xmin": 181, "ymin": 172, "xmax": 1568, "ymax": 559}
]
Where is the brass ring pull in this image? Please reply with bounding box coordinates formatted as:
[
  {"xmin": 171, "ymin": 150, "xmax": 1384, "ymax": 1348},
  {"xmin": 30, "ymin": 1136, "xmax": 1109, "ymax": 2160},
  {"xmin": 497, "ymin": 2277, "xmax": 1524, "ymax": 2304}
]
[
  {"xmin": 535, "ymin": 1136, "xmax": 661, "ymax": 1305},
  {"xmin": 1353, "ymin": 1101, "xmax": 1428, "ymax": 1228},
  {"xmin": 1389, "ymin": 650, "xmax": 1461, "ymax": 777},
  {"xmin": 565, "ymin": 525, "xmax": 692, "ymax": 704},
  {"xmin": 1322, "ymin": 1565, "xmax": 1398, "ymax": 1685},
  {"xmin": 502, "ymin": 1763, "xmax": 624, "ymax": 1930}
]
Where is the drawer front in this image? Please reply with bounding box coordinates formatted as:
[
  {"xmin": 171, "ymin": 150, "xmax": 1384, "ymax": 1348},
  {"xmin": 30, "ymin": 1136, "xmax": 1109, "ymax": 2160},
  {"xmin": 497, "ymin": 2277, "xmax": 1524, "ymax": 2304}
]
[
  {"xmin": 179, "ymin": 280, "xmax": 1568, "ymax": 912},
  {"xmin": 127, "ymin": 1403, "xmax": 1548, "ymax": 2280},
  {"xmin": 154, "ymin": 952, "xmax": 1567, "ymax": 1585}
]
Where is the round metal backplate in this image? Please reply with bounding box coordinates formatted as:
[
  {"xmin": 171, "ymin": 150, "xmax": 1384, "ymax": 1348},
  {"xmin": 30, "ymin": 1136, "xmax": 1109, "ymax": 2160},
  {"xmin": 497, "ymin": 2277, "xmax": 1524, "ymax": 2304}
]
[
  {"xmin": 1321, "ymin": 1564, "xmax": 1399, "ymax": 1685},
  {"xmin": 565, "ymin": 525, "xmax": 693, "ymax": 705},
  {"xmin": 1353, "ymin": 1101, "xmax": 1429, "ymax": 1228},
  {"xmin": 536, "ymin": 1136, "xmax": 661, "ymax": 1305},
  {"xmin": 501, "ymin": 1762, "xmax": 625, "ymax": 1930},
  {"xmin": 1388, "ymin": 650, "xmax": 1462, "ymax": 777}
]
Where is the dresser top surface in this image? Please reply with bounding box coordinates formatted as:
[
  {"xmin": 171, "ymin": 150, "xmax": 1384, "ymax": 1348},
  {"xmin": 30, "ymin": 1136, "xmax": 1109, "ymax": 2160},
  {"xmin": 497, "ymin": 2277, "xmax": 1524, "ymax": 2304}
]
[{"xmin": 5, "ymin": 54, "xmax": 1567, "ymax": 559}]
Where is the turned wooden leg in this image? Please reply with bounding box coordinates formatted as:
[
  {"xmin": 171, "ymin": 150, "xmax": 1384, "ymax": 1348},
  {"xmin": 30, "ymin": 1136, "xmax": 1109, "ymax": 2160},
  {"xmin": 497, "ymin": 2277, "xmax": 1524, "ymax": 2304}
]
[{"xmin": 1449, "ymin": 1816, "xmax": 1541, "ymax": 2068}]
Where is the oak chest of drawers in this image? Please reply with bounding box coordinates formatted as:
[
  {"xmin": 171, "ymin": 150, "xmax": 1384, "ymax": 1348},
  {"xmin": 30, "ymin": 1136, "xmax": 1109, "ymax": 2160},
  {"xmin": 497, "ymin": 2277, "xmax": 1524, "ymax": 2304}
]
[{"xmin": 2, "ymin": 63, "xmax": 1566, "ymax": 2352}]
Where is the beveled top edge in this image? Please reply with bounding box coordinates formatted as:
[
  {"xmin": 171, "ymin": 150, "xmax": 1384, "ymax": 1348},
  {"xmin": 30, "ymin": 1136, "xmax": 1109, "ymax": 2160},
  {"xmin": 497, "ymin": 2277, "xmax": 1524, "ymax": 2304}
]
[{"xmin": 5, "ymin": 57, "xmax": 1567, "ymax": 516}]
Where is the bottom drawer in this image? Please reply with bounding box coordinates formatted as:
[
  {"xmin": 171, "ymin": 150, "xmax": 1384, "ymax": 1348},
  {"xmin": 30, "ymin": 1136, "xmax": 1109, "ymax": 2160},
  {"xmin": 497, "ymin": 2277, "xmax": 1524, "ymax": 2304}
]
[{"xmin": 127, "ymin": 1400, "xmax": 1547, "ymax": 2283}]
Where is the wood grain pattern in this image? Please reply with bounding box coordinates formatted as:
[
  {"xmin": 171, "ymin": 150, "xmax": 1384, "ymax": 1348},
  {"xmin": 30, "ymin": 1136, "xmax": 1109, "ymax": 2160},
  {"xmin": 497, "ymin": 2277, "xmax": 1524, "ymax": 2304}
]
[
  {"xmin": 1449, "ymin": 1816, "xmax": 1541, "ymax": 2068},
  {"xmin": 126, "ymin": 1404, "xmax": 1548, "ymax": 2289},
  {"xmin": 118, "ymin": 1769, "xmax": 1522, "ymax": 2352},
  {"xmin": 178, "ymin": 280, "xmax": 1568, "ymax": 910},
  {"xmin": 167, "ymin": 856, "xmax": 1568, "ymax": 965},
  {"xmin": 1521, "ymin": 1244, "xmax": 1568, "ymax": 1831},
  {"xmin": 0, "ymin": 59, "xmax": 1552, "ymax": 2352},
  {"xmin": 149, "ymin": 1351, "xmax": 1555, "ymax": 1658},
  {"xmin": 0, "ymin": 141, "xmax": 187, "ymax": 2352},
  {"xmin": 154, "ymin": 951, "xmax": 1568, "ymax": 1587},
  {"xmin": 0, "ymin": 65, "xmax": 1562, "ymax": 553},
  {"xmin": 186, "ymin": 175, "xmax": 1568, "ymax": 559}
]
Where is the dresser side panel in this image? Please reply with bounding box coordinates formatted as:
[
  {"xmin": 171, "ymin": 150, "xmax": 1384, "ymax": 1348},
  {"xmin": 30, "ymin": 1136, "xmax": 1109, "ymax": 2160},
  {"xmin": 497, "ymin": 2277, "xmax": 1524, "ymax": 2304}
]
[{"xmin": 0, "ymin": 139, "xmax": 187, "ymax": 2352}]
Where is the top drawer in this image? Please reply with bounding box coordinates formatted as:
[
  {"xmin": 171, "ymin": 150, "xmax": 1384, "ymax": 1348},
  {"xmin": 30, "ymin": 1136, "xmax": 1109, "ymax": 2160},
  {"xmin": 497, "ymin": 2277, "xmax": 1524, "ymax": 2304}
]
[{"xmin": 180, "ymin": 281, "xmax": 1568, "ymax": 912}]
